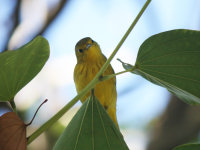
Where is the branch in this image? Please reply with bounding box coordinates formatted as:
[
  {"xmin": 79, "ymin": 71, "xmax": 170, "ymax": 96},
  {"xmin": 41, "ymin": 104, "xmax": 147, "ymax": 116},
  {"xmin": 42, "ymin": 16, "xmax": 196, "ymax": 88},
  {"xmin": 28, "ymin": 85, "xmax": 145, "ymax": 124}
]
[
  {"xmin": 2, "ymin": 0, "xmax": 21, "ymax": 52},
  {"xmin": 37, "ymin": 0, "xmax": 69, "ymax": 36}
]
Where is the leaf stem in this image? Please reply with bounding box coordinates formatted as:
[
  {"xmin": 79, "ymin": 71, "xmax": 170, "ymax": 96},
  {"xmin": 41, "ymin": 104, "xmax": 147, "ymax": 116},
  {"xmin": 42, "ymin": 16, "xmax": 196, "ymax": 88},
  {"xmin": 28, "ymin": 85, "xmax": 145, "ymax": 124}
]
[
  {"xmin": 100, "ymin": 67, "xmax": 136, "ymax": 81},
  {"xmin": 27, "ymin": 0, "xmax": 151, "ymax": 145},
  {"xmin": 91, "ymin": 88, "xmax": 95, "ymax": 96},
  {"xmin": 10, "ymin": 99, "xmax": 18, "ymax": 115},
  {"xmin": 26, "ymin": 99, "xmax": 48, "ymax": 126}
]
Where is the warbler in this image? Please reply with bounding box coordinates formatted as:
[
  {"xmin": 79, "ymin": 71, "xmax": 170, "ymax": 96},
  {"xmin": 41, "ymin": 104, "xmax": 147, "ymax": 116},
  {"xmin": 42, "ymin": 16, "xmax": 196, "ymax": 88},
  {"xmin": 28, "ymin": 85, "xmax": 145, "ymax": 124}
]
[{"xmin": 74, "ymin": 37, "xmax": 118, "ymax": 127}]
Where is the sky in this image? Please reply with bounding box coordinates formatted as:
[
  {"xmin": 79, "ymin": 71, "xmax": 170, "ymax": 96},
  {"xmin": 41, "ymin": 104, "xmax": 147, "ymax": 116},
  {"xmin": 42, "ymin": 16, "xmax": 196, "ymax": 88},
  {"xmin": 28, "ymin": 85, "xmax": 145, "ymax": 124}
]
[{"xmin": 1, "ymin": 0, "xmax": 200, "ymax": 149}]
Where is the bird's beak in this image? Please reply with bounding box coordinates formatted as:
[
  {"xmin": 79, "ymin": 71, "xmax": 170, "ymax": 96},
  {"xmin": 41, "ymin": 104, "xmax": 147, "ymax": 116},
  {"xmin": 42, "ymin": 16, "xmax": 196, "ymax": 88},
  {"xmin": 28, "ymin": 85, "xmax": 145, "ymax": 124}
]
[{"xmin": 86, "ymin": 44, "xmax": 92, "ymax": 50}]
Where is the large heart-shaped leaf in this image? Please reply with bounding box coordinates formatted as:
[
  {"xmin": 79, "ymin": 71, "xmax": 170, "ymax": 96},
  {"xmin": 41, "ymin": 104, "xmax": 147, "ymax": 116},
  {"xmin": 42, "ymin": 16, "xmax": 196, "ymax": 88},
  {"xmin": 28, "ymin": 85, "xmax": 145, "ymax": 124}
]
[
  {"xmin": 0, "ymin": 36, "xmax": 49, "ymax": 102},
  {"xmin": 119, "ymin": 29, "xmax": 200, "ymax": 105},
  {"xmin": 53, "ymin": 95, "xmax": 129, "ymax": 150},
  {"xmin": 173, "ymin": 143, "xmax": 200, "ymax": 150}
]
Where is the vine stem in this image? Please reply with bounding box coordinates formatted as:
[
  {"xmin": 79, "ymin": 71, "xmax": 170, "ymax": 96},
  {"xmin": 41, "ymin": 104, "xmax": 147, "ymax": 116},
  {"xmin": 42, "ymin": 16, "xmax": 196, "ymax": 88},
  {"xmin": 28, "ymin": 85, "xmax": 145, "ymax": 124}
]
[
  {"xmin": 27, "ymin": 0, "xmax": 151, "ymax": 145},
  {"xmin": 10, "ymin": 99, "xmax": 18, "ymax": 115},
  {"xmin": 100, "ymin": 66, "xmax": 136, "ymax": 82}
]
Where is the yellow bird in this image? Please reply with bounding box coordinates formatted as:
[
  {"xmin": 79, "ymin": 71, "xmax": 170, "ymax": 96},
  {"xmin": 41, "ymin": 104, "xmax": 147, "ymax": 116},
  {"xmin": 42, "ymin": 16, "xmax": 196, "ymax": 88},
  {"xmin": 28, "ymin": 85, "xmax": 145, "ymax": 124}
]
[{"xmin": 74, "ymin": 37, "xmax": 118, "ymax": 128}]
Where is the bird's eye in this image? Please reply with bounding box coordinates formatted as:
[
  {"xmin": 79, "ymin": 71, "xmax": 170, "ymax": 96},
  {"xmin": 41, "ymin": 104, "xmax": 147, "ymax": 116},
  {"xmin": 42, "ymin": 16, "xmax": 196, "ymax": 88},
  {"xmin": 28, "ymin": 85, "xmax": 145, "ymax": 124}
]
[
  {"xmin": 91, "ymin": 40, "xmax": 94, "ymax": 43},
  {"xmin": 78, "ymin": 49, "xmax": 83, "ymax": 53}
]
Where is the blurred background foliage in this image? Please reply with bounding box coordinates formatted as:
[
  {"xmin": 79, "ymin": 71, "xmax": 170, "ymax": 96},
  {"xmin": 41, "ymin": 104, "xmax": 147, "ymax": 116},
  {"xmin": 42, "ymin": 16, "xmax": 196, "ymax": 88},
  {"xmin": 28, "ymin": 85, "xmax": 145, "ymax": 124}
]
[{"xmin": 0, "ymin": 0, "xmax": 200, "ymax": 150}]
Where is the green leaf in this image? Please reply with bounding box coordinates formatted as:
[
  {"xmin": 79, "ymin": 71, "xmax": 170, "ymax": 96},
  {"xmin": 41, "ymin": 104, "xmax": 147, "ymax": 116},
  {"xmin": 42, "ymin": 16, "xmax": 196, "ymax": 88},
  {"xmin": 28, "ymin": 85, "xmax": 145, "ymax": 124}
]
[
  {"xmin": 0, "ymin": 36, "xmax": 49, "ymax": 102},
  {"xmin": 53, "ymin": 95, "xmax": 129, "ymax": 150},
  {"xmin": 120, "ymin": 29, "xmax": 200, "ymax": 105},
  {"xmin": 173, "ymin": 143, "xmax": 200, "ymax": 150}
]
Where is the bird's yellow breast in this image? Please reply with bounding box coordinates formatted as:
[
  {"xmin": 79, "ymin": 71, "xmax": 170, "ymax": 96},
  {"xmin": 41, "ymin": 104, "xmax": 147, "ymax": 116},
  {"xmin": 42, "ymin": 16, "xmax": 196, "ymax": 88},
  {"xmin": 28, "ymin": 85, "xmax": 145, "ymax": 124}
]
[{"xmin": 74, "ymin": 60, "xmax": 116, "ymax": 107}]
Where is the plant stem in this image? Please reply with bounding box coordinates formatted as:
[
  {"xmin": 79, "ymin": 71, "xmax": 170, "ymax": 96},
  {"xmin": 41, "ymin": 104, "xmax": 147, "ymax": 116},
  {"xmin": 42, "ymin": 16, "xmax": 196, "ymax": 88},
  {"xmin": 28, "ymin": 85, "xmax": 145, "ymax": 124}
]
[
  {"xmin": 100, "ymin": 66, "xmax": 136, "ymax": 81},
  {"xmin": 91, "ymin": 88, "xmax": 95, "ymax": 96},
  {"xmin": 27, "ymin": 0, "xmax": 151, "ymax": 145},
  {"xmin": 10, "ymin": 99, "xmax": 18, "ymax": 115},
  {"xmin": 100, "ymin": 0, "xmax": 151, "ymax": 73}
]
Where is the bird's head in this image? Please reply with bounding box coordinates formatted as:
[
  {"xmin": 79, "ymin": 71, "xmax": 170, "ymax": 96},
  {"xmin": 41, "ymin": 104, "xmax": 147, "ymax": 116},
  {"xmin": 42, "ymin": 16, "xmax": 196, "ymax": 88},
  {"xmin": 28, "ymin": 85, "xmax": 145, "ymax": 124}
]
[{"xmin": 75, "ymin": 37, "xmax": 102, "ymax": 63}]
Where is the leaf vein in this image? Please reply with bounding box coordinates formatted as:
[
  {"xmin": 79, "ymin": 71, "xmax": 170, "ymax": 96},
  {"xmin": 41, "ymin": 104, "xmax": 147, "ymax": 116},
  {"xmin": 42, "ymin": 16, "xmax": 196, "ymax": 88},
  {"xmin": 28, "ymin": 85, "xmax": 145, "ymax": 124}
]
[
  {"xmin": 139, "ymin": 51, "xmax": 200, "ymax": 65},
  {"xmin": 0, "ymin": 116, "xmax": 22, "ymax": 122},
  {"xmin": 138, "ymin": 35, "xmax": 200, "ymax": 62},
  {"xmin": 138, "ymin": 69, "xmax": 200, "ymax": 102},
  {"xmin": 74, "ymin": 97, "xmax": 91, "ymax": 150},
  {"xmin": 140, "ymin": 68, "xmax": 200, "ymax": 82},
  {"xmin": 16, "ymin": 125, "xmax": 26, "ymax": 150},
  {"xmin": 12, "ymin": 50, "xmax": 22, "ymax": 95},
  {"xmin": 0, "ymin": 95, "xmax": 9, "ymax": 100},
  {"xmin": 141, "ymin": 65, "xmax": 200, "ymax": 67},
  {"xmin": 0, "ymin": 124, "xmax": 23, "ymax": 132},
  {"xmin": 14, "ymin": 53, "xmax": 36, "ymax": 95},
  {"xmin": 95, "ymin": 98, "xmax": 112, "ymax": 150},
  {"xmin": 3, "ymin": 125, "xmax": 24, "ymax": 148},
  {"xmin": 0, "ymin": 68, "xmax": 11, "ymax": 98}
]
